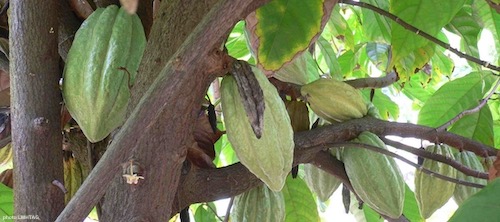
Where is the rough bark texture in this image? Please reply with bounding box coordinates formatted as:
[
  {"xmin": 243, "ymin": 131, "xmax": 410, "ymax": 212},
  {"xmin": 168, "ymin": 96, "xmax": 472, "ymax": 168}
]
[
  {"xmin": 10, "ymin": 1, "xmax": 64, "ymax": 220},
  {"xmin": 57, "ymin": 1, "xmax": 270, "ymax": 221}
]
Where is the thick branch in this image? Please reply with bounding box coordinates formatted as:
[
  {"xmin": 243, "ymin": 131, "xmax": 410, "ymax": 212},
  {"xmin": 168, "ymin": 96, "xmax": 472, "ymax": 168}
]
[
  {"xmin": 56, "ymin": 1, "xmax": 271, "ymax": 221},
  {"xmin": 177, "ymin": 116, "xmax": 496, "ymax": 210},
  {"xmin": 10, "ymin": 1, "xmax": 64, "ymax": 220}
]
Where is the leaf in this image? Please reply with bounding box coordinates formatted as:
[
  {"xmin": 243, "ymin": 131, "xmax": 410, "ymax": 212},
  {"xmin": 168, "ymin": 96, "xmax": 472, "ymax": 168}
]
[
  {"xmin": 449, "ymin": 105, "xmax": 494, "ymax": 146},
  {"xmin": 246, "ymin": 0, "xmax": 333, "ymax": 72},
  {"xmin": 324, "ymin": 5, "xmax": 355, "ymax": 50},
  {"xmin": 349, "ymin": 192, "xmax": 383, "ymax": 222},
  {"xmin": 418, "ymin": 71, "xmax": 495, "ymax": 128},
  {"xmin": 194, "ymin": 203, "xmax": 218, "ymax": 222},
  {"xmin": 445, "ymin": 7, "xmax": 482, "ymax": 70},
  {"xmin": 402, "ymin": 184, "xmax": 424, "ymax": 222},
  {"xmin": 472, "ymin": 0, "xmax": 500, "ymax": 64},
  {"xmin": 316, "ymin": 36, "xmax": 342, "ymax": 77},
  {"xmin": 273, "ymin": 51, "xmax": 320, "ymax": 85},
  {"xmin": 390, "ymin": 0, "xmax": 466, "ymax": 76},
  {"xmin": 448, "ymin": 178, "xmax": 500, "ymax": 222},
  {"xmin": 282, "ymin": 175, "xmax": 319, "ymax": 222},
  {"xmin": 226, "ymin": 21, "xmax": 253, "ymax": 61},
  {"xmin": 365, "ymin": 42, "xmax": 389, "ymax": 71},
  {"xmin": 360, "ymin": 0, "xmax": 391, "ymax": 44},
  {"xmin": 0, "ymin": 183, "xmax": 13, "ymax": 218},
  {"xmin": 361, "ymin": 89, "xmax": 399, "ymax": 120}
]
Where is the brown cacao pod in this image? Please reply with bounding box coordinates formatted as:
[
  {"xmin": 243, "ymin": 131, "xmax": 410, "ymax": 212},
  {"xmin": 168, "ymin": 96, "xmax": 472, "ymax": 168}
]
[
  {"xmin": 285, "ymin": 100, "xmax": 310, "ymax": 133},
  {"xmin": 415, "ymin": 144, "xmax": 457, "ymax": 219},
  {"xmin": 221, "ymin": 67, "xmax": 294, "ymax": 191},
  {"xmin": 342, "ymin": 131, "xmax": 405, "ymax": 218},
  {"xmin": 300, "ymin": 78, "xmax": 367, "ymax": 123},
  {"xmin": 231, "ymin": 184, "xmax": 285, "ymax": 222},
  {"xmin": 453, "ymin": 151, "xmax": 487, "ymax": 205}
]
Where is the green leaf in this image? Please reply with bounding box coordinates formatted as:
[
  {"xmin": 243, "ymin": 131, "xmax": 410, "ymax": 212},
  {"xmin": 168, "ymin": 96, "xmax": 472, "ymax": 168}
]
[
  {"xmin": 360, "ymin": 0, "xmax": 391, "ymax": 44},
  {"xmin": 316, "ymin": 36, "xmax": 342, "ymax": 77},
  {"xmin": 213, "ymin": 134, "xmax": 239, "ymax": 167},
  {"xmin": 362, "ymin": 89, "xmax": 399, "ymax": 120},
  {"xmin": 390, "ymin": 0, "xmax": 466, "ymax": 75},
  {"xmin": 246, "ymin": 0, "xmax": 330, "ymax": 72},
  {"xmin": 349, "ymin": 192, "xmax": 383, "ymax": 222},
  {"xmin": 282, "ymin": 175, "xmax": 319, "ymax": 222},
  {"xmin": 449, "ymin": 178, "xmax": 500, "ymax": 222},
  {"xmin": 472, "ymin": 0, "xmax": 500, "ymax": 65},
  {"xmin": 449, "ymin": 105, "xmax": 494, "ymax": 146},
  {"xmin": 273, "ymin": 51, "xmax": 320, "ymax": 85},
  {"xmin": 194, "ymin": 203, "xmax": 218, "ymax": 222},
  {"xmin": 445, "ymin": 8, "xmax": 482, "ymax": 70},
  {"xmin": 225, "ymin": 21, "xmax": 252, "ymax": 61},
  {"xmin": 365, "ymin": 42, "xmax": 389, "ymax": 71},
  {"xmin": 324, "ymin": 5, "xmax": 355, "ymax": 50},
  {"xmin": 0, "ymin": 183, "xmax": 13, "ymax": 218},
  {"xmin": 402, "ymin": 184, "xmax": 424, "ymax": 222},
  {"xmin": 418, "ymin": 71, "xmax": 495, "ymax": 128}
]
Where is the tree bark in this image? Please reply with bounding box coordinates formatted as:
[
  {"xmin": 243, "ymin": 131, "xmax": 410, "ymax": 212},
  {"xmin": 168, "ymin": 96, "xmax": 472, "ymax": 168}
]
[
  {"xmin": 10, "ymin": 1, "xmax": 64, "ymax": 221},
  {"xmin": 57, "ymin": 1, "xmax": 270, "ymax": 221}
]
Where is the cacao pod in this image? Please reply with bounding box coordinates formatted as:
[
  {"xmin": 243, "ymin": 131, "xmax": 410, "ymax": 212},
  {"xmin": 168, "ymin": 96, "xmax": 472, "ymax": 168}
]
[
  {"xmin": 303, "ymin": 163, "xmax": 341, "ymax": 201},
  {"xmin": 415, "ymin": 144, "xmax": 457, "ymax": 219},
  {"xmin": 221, "ymin": 67, "xmax": 294, "ymax": 191},
  {"xmin": 285, "ymin": 100, "xmax": 310, "ymax": 133},
  {"xmin": 231, "ymin": 185, "xmax": 285, "ymax": 222},
  {"xmin": 453, "ymin": 151, "xmax": 487, "ymax": 205},
  {"xmin": 482, "ymin": 156, "xmax": 496, "ymax": 171},
  {"xmin": 64, "ymin": 156, "xmax": 84, "ymax": 204},
  {"xmin": 342, "ymin": 131, "xmax": 405, "ymax": 218},
  {"xmin": 300, "ymin": 78, "xmax": 367, "ymax": 123},
  {"xmin": 62, "ymin": 5, "xmax": 146, "ymax": 142}
]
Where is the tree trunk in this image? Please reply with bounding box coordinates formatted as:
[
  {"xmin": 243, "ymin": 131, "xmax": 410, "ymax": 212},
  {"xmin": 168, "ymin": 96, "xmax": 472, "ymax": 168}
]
[{"xmin": 10, "ymin": 0, "xmax": 64, "ymax": 221}]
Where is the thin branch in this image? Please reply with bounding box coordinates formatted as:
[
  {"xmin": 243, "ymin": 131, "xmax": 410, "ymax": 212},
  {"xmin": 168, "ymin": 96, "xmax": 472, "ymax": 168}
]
[
  {"xmin": 382, "ymin": 138, "xmax": 489, "ymax": 179},
  {"xmin": 222, "ymin": 197, "xmax": 233, "ymax": 222},
  {"xmin": 344, "ymin": 71, "xmax": 399, "ymax": 89},
  {"xmin": 327, "ymin": 142, "xmax": 485, "ymax": 188},
  {"xmin": 436, "ymin": 79, "xmax": 500, "ymax": 132},
  {"xmin": 340, "ymin": 0, "xmax": 500, "ymax": 73}
]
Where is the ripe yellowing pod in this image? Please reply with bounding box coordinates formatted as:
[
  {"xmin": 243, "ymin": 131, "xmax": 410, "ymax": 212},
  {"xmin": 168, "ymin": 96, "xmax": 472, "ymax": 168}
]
[
  {"xmin": 62, "ymin": 5, "xmax": 146, "ymax": 142},
  {"xmin": 300, "ymin": 78, "xmax": 367, "ymax": 123},
  {"xmin": 221, "ymin": 67, "xmax": 294, "ymax": 191}
]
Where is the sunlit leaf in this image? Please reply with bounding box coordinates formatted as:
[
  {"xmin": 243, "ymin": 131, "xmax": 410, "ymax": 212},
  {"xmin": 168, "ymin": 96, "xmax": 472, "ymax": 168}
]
[
  {"xmin": 274, "ymin": 51, "xmax": 320, "ymax": 85},
  {"xmin": 246, "ymin": 0, "xmax": 332, "ymax": 72},
  {"xmin": 194, "ymin": 202, "xmax": 218, "ymax": 222},
  {"xmin": 362, "ymin": 89, "xmax": 399, "ymax": 120},
  {"xmin": 365, "ymin": 42, "xmax": 389, "ymax": 71},
  {"xmin": 0, "ymin": 183, "xmax": 13, "ymax": 218},
  {"xmin": 282, "ymin": 175, "xmax": 319, "ymax": 222},
  {"xmin": 472, "ymin": 0, "xmax": 500, "ymax": 64},
  {"xmin": 402, "ymin": 184, "xmax": 424, "ymax": 222},
  {"xmin": 360, "ymin": 0, "xmax": 391, "ymax": 44},
  {"xmin": 324, "ymin": 5, "xmax": 355, "ymax": 50},
  {"xmin": 449, "ymin": 104, "xmax": 494, "ymax": 146},
  {"xmin": 418, "ymin": 71, "xmax": 495, "ymax": 128},
  {"xmin": 226, "ymin": 21, "xmax": 252, "ymax": 61},
  {"xmin": 350, "ymin": 192, "xmax": 383, "ymax": 222},
  {"xmin": 390, "ymin": 0, "xmax": 466, "ymax": 77},
  {"xmin": 316, "ymin": 36, "xmax": 342, "ymax": 77},
  {"xmin": 445, "ymin": 7, "xmax": 482, "ymax": 70}
]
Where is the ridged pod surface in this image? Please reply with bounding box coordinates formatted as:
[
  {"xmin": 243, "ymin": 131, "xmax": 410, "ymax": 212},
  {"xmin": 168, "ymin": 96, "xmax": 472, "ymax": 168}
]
[
  {"xmin": 415, "ymin": 144, "xmax": 457, "ymax": 219},
  {"xmin": 221, "ymin": 67, "xmax": 294, "ymax": 191},
  {"xmin": 342, "ymin": 131, "xmax": 405, "ymax": 218},
  {"xmin": 300, "ymin": 78, "xmax": 367, "ymax": 122},
  {"xmin": 285, "ymin": 100, "xmax": 310, "ymax": 133},
  {"xmin": 303, "ymin": 163, "xmax": 341, "ymax": 201},
  {"xmin": 63, "ymin": 156, "xmax": 84, "ymax": 204},
  {"xmin": 63, "ymin": 5, "xmax": 146, "ymax": 142},
  {"xmin": 231, "ymin": 185, "xmax": 285, "ymax": 222},
  {"xmin": 453, "ymin": 151, "xmax": 487, "ymax": 205}
]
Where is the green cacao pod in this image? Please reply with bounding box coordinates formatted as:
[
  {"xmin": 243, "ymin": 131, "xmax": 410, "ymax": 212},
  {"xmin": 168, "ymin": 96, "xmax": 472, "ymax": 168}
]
[
  {"xmin": 63, "ymin": 156, "xmax": 84, "ymax": 204},
  {"xmin": 342, "ymin": 131, "xmax": 405, "ymax": 218},
  {"xmin": 62, "ymin": 5, "xmax": 146, "ymax": 142},
  {"xmin": 482, "ymin": 156, "xmax": 496, "ymax": 171},
  {"xmin": 300, "ymin": 78, "xmax": 367, "ymax": 123},
  {"xmin": 415, "ymin": 144, "xmax": 457, "ymax": 219},
  {"xmin": 221, "ymin": 67, "xmax": 294, "ymax": 191},
  {"xmin": 231, "ymin": 185, "xmax": 285, "ymax": 222},
  {"xmin": 303, "ymin": 163, "xmax": 341, "ymax": 201},
  {"xmin": 453, "ymin": 151, "xmax": 487, "ymax": 205}
]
